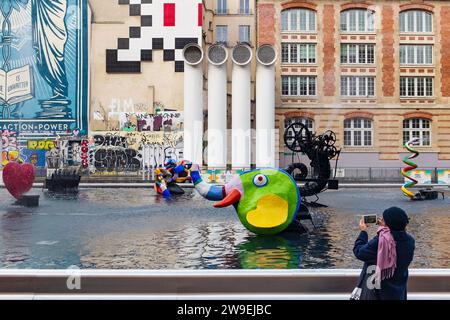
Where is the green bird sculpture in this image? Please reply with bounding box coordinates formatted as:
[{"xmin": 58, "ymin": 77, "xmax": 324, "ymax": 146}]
[{"xmin": 189, "ymin": 164, "xmax": 301, "ymax": 235}]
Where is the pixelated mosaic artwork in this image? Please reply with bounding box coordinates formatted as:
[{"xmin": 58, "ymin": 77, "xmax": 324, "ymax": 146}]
[{"xmin": 107, "ymin": 0, "xmax": 203, "ymax": 73}]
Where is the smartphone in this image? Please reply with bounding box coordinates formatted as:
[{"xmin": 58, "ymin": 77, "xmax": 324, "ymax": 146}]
[{"xmin": 363, "ymin": 214, "xmax": 378, "ymax": 224}]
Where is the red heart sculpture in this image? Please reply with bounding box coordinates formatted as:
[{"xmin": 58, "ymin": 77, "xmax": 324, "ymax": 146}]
[{"xmin": 2, "ymin": 162, "xmax": 35, "ymax": 200}]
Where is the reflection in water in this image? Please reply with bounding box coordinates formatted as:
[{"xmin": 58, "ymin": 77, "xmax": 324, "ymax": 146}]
[
  {"xmin": 406, "ymin": 208, "xmax": 450, "ymax": 268},
  {"xmin": 429, "ymin": 215, "xmax": 450, "ymax": 265},
  {"xmin": 237, "ymin": 235, "xmax": 302, "ymax": 269},
  {"xmin": 316, "ymin": 207, "xmax": 360, "ymax": 269},
  {"xmin": 0, "ymin": 209, "xmax": 33, "ymax": 267},
  {"xmin": 44, "ymin": 192, "xmax": 81, "ymax": 201},
  {"xmin": 82, "ymin": 222, "xmax": 246, "ymax": 269},
  {"xmin": 0, "ymin": 188, "xmax": 449, "ymax": 269},
  {"xmin": 81, "ymin": 221, "xmax": 342, "ymax": 269}
]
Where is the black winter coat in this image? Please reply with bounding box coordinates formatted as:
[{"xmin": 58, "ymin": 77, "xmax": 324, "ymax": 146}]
[{"xmin": 353, "ymin": 230, "xmax": 415, "ymax": 300}]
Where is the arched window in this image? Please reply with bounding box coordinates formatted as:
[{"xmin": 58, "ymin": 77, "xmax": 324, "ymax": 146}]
[
  {"xmin": 285, "ymin": 117, "xmax": 315, "ymax": 134},
  {"xmin": 284, "ymin": 117, "xmax": 315, "ymax": 153},
  {"xmin": 344, "ymin": 118, "xmax": 373, "ymax": 147},
  {"xmin": 403, "ymin": 118, "xmax": 431, "ymax": 146},
  {"xmin": 340, "ymin": 9, "xmax": 375, "ymax": 32},
  {"xmin": 281, "ymin": 8, "xmax": 316, "ymax": 32},
  {"xmin": 400, "ymin": 10, "xmax": 432, "ymax": 33}
]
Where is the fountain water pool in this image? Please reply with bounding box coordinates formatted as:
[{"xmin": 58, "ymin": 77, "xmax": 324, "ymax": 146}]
[{"xmin": 0, "ymin": 188, "xmax": 449, "ymax": 269}]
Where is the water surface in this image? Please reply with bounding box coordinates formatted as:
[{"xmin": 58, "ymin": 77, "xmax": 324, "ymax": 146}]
[{"xmin": 0, "ymin": 188, "xmax": 449, "ymax": 269}]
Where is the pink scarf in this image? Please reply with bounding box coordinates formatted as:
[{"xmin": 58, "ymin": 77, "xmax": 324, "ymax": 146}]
[{"xmin": 376, "ymin": 226, "xmax": 397, "ymax": 281}]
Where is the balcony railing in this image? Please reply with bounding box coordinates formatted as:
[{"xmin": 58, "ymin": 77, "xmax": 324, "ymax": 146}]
[
  {"xmin": 215, "ymin": 8, "xmax": 229, "ymax": 15},
  {"xmin": 238, "ymin": 8, "xmax": 252, "ymax": 15},
  {"xmin": 215, "ymin": 8, "xmax": 253, "ymax": 15},
  {"xmin": 215, "ymin": 40, "xmax": 229, "ymax": 47}
]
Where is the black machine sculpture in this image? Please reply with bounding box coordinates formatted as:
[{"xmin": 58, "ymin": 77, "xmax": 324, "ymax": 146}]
[{"xmin": 283, "ymin": 122, "xmax": 341, "ymax": 199}]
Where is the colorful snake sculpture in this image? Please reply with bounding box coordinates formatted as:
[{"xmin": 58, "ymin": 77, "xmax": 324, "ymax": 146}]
[{"xmin": 401, "ymin": 137, "xmax": 420, "ymax": 200}]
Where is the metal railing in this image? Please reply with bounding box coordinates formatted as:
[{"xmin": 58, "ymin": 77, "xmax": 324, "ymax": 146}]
[
  {"xmin": 215, "ymin": 8, "xmax": 229, "ymax": 15},
  {"xmin": 332, "ymin": 167, "xmax": 445, "ymax": 183},
  {"xmin": 238, "ymin": 9, "xmax": 252, "ymax": 15},
  {"xmin": 8, "ymin": 165, "xmax": 450, "ymax": 185},
  {"xmin": 214, "ymin": 9, "xmax": 253, "ymax": 15},
  {"xmin": 0, "ymin": 269, "xmax": 449, "ymax": 299},
  {"xmin": 333, "ymin": 167, "xmax": 405, "ymax": 183}
]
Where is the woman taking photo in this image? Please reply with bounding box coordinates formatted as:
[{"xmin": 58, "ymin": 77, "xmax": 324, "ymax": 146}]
[{"xmin": 352, "ymin": 207, "xmax": 415, "ymax": 300}]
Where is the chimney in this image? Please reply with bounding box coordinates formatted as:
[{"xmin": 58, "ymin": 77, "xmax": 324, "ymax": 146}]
[
  {"xmin": 256, "ymin": 44, "xmax": 277, "ymax": 168},
  {"xmin": 207, "ymin": 44, "xmax": 228, "ymax": 169},
  {"xmin": 183, "ymin": 43, "xmax": 204, "ymax": 165},
  {"xmin": 231, "ymin": 44, "xmax": 252, "ymax": 169}
]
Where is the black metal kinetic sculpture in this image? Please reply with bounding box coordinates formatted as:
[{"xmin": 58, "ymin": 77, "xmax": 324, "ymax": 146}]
[{"xmin": 284, "ymin": 122, "xmax": 341, "ymax": 198}]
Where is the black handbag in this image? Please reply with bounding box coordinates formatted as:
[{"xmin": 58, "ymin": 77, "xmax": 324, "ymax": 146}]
[{"xmin": 350, "ymin": 269, "xmax": 380, "ymax": 300}]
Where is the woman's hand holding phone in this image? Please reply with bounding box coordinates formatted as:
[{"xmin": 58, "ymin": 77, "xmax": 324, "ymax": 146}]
[{"xmin": 359, "ymin": 218, "xmax": 368, "ymax": 232}]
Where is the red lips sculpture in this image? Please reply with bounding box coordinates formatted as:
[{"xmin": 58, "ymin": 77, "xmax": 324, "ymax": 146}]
[{"xmin": 2, "ymin": 162, "xmax": 35, "ymax": 200}]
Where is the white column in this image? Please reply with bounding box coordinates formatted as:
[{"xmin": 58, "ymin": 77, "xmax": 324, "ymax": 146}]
[
  {"xmin": 183, "ymin": 44, "xmax": 204, "ymax": 166},
  {"xmin": 256, "ymin": 45, "xmax": 277, "ymax": 168},
  {"xmin": 207, "ymin": 45, "xmax": 228, "ymax": 169},
  {"xmin": 231, "ymin": 44, "xmax": 252, "ymax": 169}
]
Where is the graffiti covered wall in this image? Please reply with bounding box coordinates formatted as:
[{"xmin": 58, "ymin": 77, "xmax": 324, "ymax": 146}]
[
  {"xmin": 0, "ymin": 0, "xmax": 89, "ymax": 138},
  {"xmin": 1, "ymin": 129, "xmax": 48, "ymax": 167},
  {"xmin": 90, "ymin": 111, "xmax": 184, "ymax": 172},
  {"xmin": 2, "ymin": 112, "xmax": 183, "ymax": 172}
]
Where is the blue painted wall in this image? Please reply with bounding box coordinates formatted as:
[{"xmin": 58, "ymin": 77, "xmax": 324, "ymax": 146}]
[{"xmin": 0, "ymin": 0, "xmax": 88, "ymax": 138}]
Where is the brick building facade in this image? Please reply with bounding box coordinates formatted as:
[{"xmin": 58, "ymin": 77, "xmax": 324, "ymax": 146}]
[{"xmin": 257, "ymin": 0, "xmax": 450, "ymax": 169}]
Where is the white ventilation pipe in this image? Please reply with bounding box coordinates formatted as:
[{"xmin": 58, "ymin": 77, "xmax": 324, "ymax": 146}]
[
  {"xmin": 256, "ymin": 44, "xmax": 277, "ymax": 168},
  {"xmin": 231, "ymin": 44, "xmax": 252, "ymax": 169},
  {"xmin": 207, "ymin": 44, "xmax": 228, "ymax": 169},
  {"xmin": 183, "ymin": 44, "xmax": 204, "ymax": 165}
]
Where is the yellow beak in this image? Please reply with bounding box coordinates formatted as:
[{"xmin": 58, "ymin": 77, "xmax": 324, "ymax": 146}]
[{"xmin": 246, "ymin": 194, "xmax": 289, "ymax": 229}]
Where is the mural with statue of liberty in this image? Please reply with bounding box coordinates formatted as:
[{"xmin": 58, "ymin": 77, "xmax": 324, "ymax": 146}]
[{"xmin": 0, "ymin": 0, "xmax": 88, "ymax": 138}]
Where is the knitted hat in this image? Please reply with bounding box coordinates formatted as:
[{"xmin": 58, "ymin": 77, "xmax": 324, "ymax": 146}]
[{"xmin": 383, "ymin": 206, "xmax": 409, "ymax": 231}]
